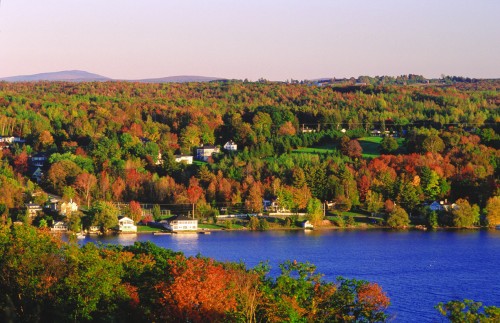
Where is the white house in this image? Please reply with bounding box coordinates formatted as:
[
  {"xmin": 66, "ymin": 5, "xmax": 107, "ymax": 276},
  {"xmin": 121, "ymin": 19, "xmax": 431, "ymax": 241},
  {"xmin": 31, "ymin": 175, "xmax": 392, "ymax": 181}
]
[
  {"xmin": 51, "ymin": 221, "xmax": 68, "ymax": 232},
  {"xmin": 60, "ymin": 199, "xmax": 78, "ymax": 216},
  {"xmin": 118, "ymin": 217, "xmax": 137, "ymax": 233},
  {"xmin": 175, "ymin": 155, "xmax": 193, "ymax": 164},
  {"xmin": 25, "ymin": 203, "xmax": 42, "ymax": 217},
  {"xmin": 164, "ymin": 215, "xmax": 198, "ymax": 231},
  {"xmin": 0, "ymin": 136, "xmax": 25, "ymax": 144},
  {"xmin": 223, "ymin": 140, "xmax": 237, "ymax": 151},
  {"xmin": 196, "ymin": 145, "xmax": 220, "ymax": 161}
]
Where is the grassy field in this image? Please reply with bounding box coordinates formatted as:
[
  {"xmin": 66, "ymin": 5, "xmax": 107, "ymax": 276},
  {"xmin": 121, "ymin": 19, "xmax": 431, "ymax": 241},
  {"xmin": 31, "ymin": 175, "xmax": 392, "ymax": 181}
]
[
  {"xmin": 358, "ymin": 136, "xmax": 406, "ymax": 158},
  {"xmin": 358, "ymin": 137, "xmax": 383, "ymax": 158},
  {"xmin": 293, "ymin": 144, "xmax": 337, "ymax": 155},
  {"xmin": 199, "ymin": 223, "xmax": 246, "ymax": 230},
  {"xmin": 292, "ymin": 136, "xmax": 405, "ymax": 159},
  {"xmin": 137, "ymin": 225, "xmax": 162, "ymax": 232}
]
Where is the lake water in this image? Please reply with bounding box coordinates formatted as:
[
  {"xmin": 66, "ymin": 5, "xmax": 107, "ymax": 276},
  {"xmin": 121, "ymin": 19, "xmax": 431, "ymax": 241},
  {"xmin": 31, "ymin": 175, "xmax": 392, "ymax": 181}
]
[{"xmin": 81, "ymin": 229, "xmax": 500, "ymax": 322}]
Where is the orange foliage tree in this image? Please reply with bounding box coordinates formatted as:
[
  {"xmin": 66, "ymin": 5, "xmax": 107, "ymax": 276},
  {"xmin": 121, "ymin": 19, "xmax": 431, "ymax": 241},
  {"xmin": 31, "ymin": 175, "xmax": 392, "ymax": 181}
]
[{"xmin": 155, "ymin": 256, "xmax": 238, "ymax": 322}]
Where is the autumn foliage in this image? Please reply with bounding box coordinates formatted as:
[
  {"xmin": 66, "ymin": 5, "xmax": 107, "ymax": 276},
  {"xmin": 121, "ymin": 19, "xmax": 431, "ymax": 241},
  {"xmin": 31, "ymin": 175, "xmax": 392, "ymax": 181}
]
[{"xmin": 0, "ymin": 225, "xmax": 393, "ymax": 322}]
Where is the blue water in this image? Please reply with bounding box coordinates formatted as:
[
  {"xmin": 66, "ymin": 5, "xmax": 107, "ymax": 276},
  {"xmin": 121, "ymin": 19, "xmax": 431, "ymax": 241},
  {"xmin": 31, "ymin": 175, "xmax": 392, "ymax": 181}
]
[{"xmin": 81, "ymin": 229, "xmax": 500, "ymax": 322}]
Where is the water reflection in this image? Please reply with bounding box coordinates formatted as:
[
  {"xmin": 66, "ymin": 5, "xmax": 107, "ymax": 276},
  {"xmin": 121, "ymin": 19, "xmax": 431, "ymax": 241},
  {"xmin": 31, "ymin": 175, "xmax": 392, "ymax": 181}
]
[
  {"xmin": 171, "ymin": 233, "xmax": 199, "ymax": 254},
  {"xmin": 115, "ymin": 233, "xmax": 138, "ymax": 246}
]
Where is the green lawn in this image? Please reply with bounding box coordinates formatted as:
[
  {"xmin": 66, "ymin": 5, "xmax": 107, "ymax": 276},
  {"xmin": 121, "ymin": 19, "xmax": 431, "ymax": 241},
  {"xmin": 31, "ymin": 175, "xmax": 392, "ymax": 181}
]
[
  {"xmin": 292, "ymin": 136, "xmax": 405, "ymax": 159},
  {"xmin": 137, "ymin": 225, "xmax": 162, "ymax": 232},
  {"xmin": 358, "ymin": 137, "xmax": 383, "ymax": 158},
  {"xmin": 358, "ymin": 136, "xmax": 405, "ymax": 158},
  {"xmin": 199, "ymin": 223, "xmax": 246, "ymax": 230},
  {"xmin": 198, "ymin": 223, "xmax": 225, "ymax": 229},
  {"xmin": 293, "ymin": 144, "xmax": 337, "ymax": 155},
  {"xmin": 193, "ymin": 160, "xmax": 208, "ymax": 166}
]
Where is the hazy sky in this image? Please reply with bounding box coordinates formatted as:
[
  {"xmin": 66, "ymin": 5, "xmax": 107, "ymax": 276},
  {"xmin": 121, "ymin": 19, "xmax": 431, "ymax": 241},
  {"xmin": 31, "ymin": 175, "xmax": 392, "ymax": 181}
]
[{"xmin": 0, "ymin": 0, "xmax": 499, "ymax": 80}]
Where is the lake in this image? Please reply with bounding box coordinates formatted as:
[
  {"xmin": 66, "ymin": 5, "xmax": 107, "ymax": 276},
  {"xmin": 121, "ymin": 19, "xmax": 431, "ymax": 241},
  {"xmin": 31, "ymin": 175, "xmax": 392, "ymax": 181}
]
[{"xmin": 80, "ymin": 229, "xmax": 500, "ymax": 322}]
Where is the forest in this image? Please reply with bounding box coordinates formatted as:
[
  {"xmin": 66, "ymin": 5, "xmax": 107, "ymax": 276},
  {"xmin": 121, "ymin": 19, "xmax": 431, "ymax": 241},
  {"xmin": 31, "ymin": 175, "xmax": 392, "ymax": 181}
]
[{"xmin": 0, "ymin": 79, "xmax": 498, "ymax": 230}]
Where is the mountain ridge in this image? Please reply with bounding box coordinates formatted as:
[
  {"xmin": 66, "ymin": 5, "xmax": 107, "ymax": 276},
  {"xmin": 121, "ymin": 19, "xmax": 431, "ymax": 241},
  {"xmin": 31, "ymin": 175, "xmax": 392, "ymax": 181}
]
[{"xmin": 0, "ymin": 70, "xmax": 226, "ymax": 83}]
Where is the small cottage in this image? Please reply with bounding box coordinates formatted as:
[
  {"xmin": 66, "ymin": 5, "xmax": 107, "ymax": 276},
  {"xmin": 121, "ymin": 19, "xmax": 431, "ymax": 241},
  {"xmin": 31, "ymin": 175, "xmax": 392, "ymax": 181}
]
[
  {"xmin": 223, "ymin": 140, "xmax": 237, "ymax": 151},
  {"xmin": 118, "ymin": 217, "xmax": 137, "ymax": 233},
  {"xmin": 52, "ymin": 221, "xmax": 68, "ymax": 232}
]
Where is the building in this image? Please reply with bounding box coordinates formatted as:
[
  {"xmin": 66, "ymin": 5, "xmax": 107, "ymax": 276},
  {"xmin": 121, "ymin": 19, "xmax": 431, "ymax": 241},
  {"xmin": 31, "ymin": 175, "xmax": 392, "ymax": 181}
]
[
  {"xmin": 47, "ymin": 197, "xmax": 61, "ymax": 212},
  {"xmin": 163, "ymin": 215, "xmax": 198, "ymax": 231},
  {"xmin": 0, "ymin": 136, "xmax": 25, "ymax": 144},
  {"xmin": 223, "ymin": 140, "xmax": 237, "ymax": 151},
  {"xmin": 60, "ymin": 199, "xmax": 78, "ymax": 216},
  {"xmin": 51, "ymin": 221, "xmax": 68, "ymax": 232},
  {"xmin": 25, "ymin": 203, "xmax": 42, "ymax": 217},
  {"xmin": 196, "ymin": 145, "xmax": 220, "ymax": 161},
  {"xmin": 31, "ymin": 167, "xmax": 43, "ymax": 183},
  {"xmin": 175, "ymin": 155, "xmax": 193, "ymax": 164},
  {"xmin": 429, "ymin": 200, "xmax": 458, "ymax": 212},
  {"xmin": 118, "ymin": 217, "xmax": 137, "ymax": 233},
  {"xmin": 29, "ymin": 153, "xmax": 48, "ymax": 168}
]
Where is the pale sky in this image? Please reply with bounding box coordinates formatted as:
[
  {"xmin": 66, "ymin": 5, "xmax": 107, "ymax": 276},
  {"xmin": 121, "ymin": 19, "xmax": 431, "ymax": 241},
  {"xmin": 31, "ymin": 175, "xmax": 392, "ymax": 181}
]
[{"xmin": 0, "ymin": 0, "xmax": 499, "ymax": 80}]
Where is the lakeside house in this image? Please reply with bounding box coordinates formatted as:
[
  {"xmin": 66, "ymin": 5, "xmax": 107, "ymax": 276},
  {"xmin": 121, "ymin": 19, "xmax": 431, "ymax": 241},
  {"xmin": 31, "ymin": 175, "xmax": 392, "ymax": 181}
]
[
  {"xmin": 51, "ymin": 221, "xmax": 68, "ymax": 232},
  {"xmin": 196, "ymin": 145, "xmax": 220, "ymax": 161},
  {"xmin": 223, "ymin": 140, "xmax": 237, "ymax": 151},
  {"xmin": 175, "ymin": 155, "xmax": 193, "ymax": 164},
  {"xmin": 118, "ymin": 217, "xmax": 137, "ymax": 233},
  {"xmin": 163, "ymin": 215, "xmax": 198, "ymax": 232}
]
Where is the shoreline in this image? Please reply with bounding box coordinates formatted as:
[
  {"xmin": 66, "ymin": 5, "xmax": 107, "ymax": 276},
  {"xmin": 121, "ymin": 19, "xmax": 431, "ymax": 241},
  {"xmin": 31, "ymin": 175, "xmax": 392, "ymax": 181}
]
[{"xmin": 70, "ymin": 224, "xmax": 492, "ymax": 237}]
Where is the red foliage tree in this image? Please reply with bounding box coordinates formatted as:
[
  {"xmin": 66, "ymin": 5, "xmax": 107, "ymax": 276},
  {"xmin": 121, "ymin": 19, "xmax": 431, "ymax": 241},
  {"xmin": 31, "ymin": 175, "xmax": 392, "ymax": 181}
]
[
  {"xmin": 13, "ymin": 151, "xmax": 28, "ymax": 174},
  {"xmin": 155, "ymin": 256, "xmax": 238, "ymax": 322},
  {"xmin": 128, "ymin": 201, "xmax": 143, "ymax": 223}
]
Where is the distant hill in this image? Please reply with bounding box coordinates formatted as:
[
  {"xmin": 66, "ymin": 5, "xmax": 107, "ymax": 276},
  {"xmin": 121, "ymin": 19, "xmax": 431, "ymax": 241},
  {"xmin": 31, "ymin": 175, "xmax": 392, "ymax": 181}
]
[
  {"xmin": 0, "ymin": 71, "xmax": 226, "ymax": 83},
  {"xmin": 135, "ymin": 75, "xmax": 226, "ymax": 83},
  {"xmin": 0, "ymin": 70, "xmax": 111, "ymax": 82}
]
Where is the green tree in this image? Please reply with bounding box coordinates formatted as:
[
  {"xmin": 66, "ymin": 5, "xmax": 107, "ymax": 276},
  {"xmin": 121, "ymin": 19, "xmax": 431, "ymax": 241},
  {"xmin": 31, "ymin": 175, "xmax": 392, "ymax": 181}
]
[
  {"xmin": 485, "ymin": 196, "xmax": 500, "ymax": 227},
  {"xmin": 258, "ymin": 218, "xmax": 270, "ymax": 231},
  {"xmin": 247, "ymin": 216, "xmax": 259, "ymax": 230},
  {"xmin": 437, "ymin": 299, "xmax": 500, "ymax": 322},
  {"xmin": 306, "ymin": 198, "xmax": 324, "ymax": 225},
  {"xmin": 451, "ymin": 198, "xmax": 480, "ymax": 228},
  {"xmin": 387, "ymin": 206, "xmax": 410, "ymax": 228},
  {"xmin": 380, "ymin": 136, "xmax": 398, "ymax": 153},
  {"xmin": 420, "ymin": 167, "xmax": 441, "ymax": 200},
  {"xmin": 89, "ymin": 201, "xmax": 119, "ymax": 232},
  {"xmin": 152, "ymin": 204, "xmax": 161, "ymax": 222},
  {"xmin": 422, "ymin": 135, "xmax": 445, "ymax": 153}
]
